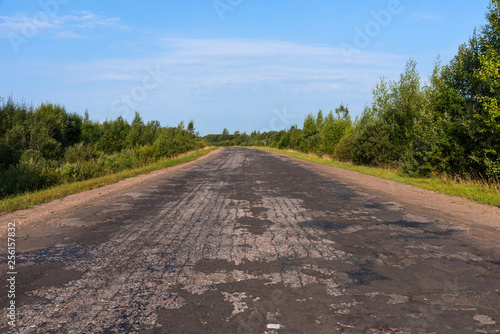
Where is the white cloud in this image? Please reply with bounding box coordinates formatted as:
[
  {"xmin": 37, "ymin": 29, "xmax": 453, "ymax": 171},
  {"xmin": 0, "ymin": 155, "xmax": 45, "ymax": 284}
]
[
  {"xmin": 0, "ymin": 13, "xmax": 58, "ymax": 32},
  {"xmin": 0, "ymin": 10, "xmax": 127, "ymax": 38},
  {"xmin": 412, "ymin": 12, "xmax": 444, "ymax": 20},
  {"xmin": 63, "ymin": 10, "xmax": 127, "ymax": 30},
  {"xmin": 60, "ymin": 37, "xmax": 406, "ymax": 97},
  {"xmin": 58, "ymin": 38, "xmax": 406, "ymax": 121},
  {"xmin": 53, "ymin": 31, "xmax": 85, "ymax": 39}
]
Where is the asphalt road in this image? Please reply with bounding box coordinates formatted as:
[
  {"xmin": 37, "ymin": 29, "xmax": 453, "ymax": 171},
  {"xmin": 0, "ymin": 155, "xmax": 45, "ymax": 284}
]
[{"xmin": 1, "ymin": 147, "xmax": 500, "ymax": 333}]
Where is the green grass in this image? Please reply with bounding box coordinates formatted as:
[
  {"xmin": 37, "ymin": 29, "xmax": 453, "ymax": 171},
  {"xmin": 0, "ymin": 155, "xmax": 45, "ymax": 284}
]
[
  {"xmin": 0, "ymin": 147, "xmax": 218, "ymax": 214},
  {"xmin": 257, "ymin": 147, "xmax": 500, "ymax": 208}
]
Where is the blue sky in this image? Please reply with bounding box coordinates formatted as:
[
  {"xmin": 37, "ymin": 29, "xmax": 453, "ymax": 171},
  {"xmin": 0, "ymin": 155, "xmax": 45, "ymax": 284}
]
[{"xmin": 0, "ymin": 0, "xmax": 491, "ymax": 135}]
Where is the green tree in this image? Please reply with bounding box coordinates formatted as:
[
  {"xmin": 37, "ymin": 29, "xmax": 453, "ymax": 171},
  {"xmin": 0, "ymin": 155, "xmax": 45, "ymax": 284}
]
[
  {"xmin": 143, "ymin": 120, "xmax": 161, "ymax": 145},
  {"xmin": 474, "ymin": 45, "xmax": 500, "ymax": 177},
  {"xmin": 81, "ymin": 110, "xmax": 102, "ymax": 144},
  {"xmin": 383, "ymin": 59, "xmax": 426, "ymax": 160},
  {"xmin": 319, "ymin": 105, "xmax": 352, "ymax": 156},
  {"xmin": 126, "ymin": 111, "xmax": 145, "ymax": 147},
  {"xmin": 220, "ymin": 128, "xmax": 231, "ymax": 142},
  {"xmin": 187, "ymin": 120, "xmax": 195, "ymax": 137},
  {"xmin": 302, "ymin": 113, "xmax": 317, "ymax": 139},
  {"xmin": 351, "ymin": 119, "xmax": 394, "ymax": 166}
]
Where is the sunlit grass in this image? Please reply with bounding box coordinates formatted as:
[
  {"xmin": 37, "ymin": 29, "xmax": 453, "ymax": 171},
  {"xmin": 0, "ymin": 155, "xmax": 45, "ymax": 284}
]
[
  {"xmin": 258, "ymin": 147, "xmax": 500, "ymax": 208},
  {"xmin": 0, "ymin": 147, "xmax": 218, "ymax": 214}
]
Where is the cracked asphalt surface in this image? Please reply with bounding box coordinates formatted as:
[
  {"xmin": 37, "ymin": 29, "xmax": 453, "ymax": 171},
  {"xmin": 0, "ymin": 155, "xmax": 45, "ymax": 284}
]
[{"xmin": 1, "ymin": 147, "xmax": 500, "ymax": 333}]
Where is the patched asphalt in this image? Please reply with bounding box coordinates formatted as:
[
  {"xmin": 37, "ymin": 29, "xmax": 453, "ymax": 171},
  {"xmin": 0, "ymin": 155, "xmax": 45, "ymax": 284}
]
[{"xmin": 1, "ymin": 147, "xmax": 500, "ymax": 333}]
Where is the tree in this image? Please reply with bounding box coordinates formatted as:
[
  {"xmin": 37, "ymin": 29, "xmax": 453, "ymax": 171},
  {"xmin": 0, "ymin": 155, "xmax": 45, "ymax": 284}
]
[
  {"xmin": 351, "ymin": 119, "xmax": 394, "ymax": 166},
  {"xmin": 474, "ymin": 46, "xmax": 500, "ymax": 177},
  {"xmin": 221, "ymin": 128, "xmax": 230, "ymax": 142},
  {"xmin": 302, "ymin": 113, "xmax": 317, "ymax": 138},
  {"xmin": 126, "ymin": 112, "xmax": 145, "ymax": 147},
  {"xmin": 482, "ymin": 0, "xmax": 500, "ymax": 49},
  {"xmin": 320, "ymin": 106, "xmax": 352, "ymax": 156},
  {"xmin": 383, "ymin": 59, "xmax": 426, "ymax": 159},
  {"xmin": 316, "ymin": 110, "xmax": 324, "ymax": 128},
  {"xmin": 66, "ymin": 112, "xmax": 83, "ymax": 146},
  {"xmin": 355, "ymin": 59, "xmax": 426, "ymax": 166},
  {"xmin": 187, "ymin": 120, "xmax": 195, "ymax": 137},
  {"xmin": 143, "ymin": 120, "xmax": 161, "ymax": 145}
]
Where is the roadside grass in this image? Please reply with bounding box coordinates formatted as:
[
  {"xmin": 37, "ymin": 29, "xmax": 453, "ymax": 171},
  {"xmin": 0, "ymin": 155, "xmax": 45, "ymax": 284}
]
[
  {"xmin": 0, "ymin": 147, "xmax": 218, "ymax": 214},
  {"xmin": 257, "ymin": 147, "xmax": 500, "ymax": 208}
]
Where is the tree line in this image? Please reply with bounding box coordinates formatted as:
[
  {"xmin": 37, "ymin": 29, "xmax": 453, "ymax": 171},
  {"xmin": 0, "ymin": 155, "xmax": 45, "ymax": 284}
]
[
  {"xmin": 205, "ymin": 1, "xmax": 500, "ymax": 180},
  {"xmin": 0, "ymin": 100, "xmax": 205, "ymax": 198}
]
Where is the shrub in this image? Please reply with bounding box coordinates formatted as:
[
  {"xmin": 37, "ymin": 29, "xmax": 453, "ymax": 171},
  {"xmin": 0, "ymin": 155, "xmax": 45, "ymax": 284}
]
[
  {"xmin": 59, "ymin": 161, "xmax": 89, "ymax": 182},
  {"xmin": 64, "ymin": 142, "xmax": 95, "ymax": 163},
  {"xmin": 137, "ymin": 145, "xmax": 154, "ymax": 162},
  {"xmin": 14, "ymin": 150, "xmax": 59, "ymax": 193},
  {"xmin": 333, "ymin": 135, "xmax": 354, "ymax": 162},
  {"xmin": 399, "ymin": 115, "xmax": 453, "ymax": 177},
  {"xmin": 350, "ymin": 120, "xmax": 395, "ymax": 166}
]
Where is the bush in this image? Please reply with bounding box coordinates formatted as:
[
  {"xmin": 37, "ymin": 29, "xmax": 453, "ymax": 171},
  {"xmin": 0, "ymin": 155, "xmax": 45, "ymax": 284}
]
[
  {"xmin": 333, "ymin": 135, "xmax": 354, "ymax": 162},
  {"xmin": 0, "ymin": 150, "xmax": 61, "ymax": 195},
  {"xmin": 64, "ymin": 142, "xmax": 95, "ymax": 163},
  {"xmin": 116, "ymin": 149, "xmax": 142, "ymax": 170},
  {"xmin": 350, "ymin": 120, "xmax": 395, "ymax": 166},
  {"xmin": 399, "ymin": 115, "xmax": 453, "ymax": 177},
  {"xmin": 484, "ymin": 153, "xmax": 500, "ymax": 179},
  {"xmin": 59, "ymin": 161, "xmax": 90, "ymax": 182},
  {"xmin": 137, "ymin": 145, "xmax": 154, "ymax": 162},
  {"xmin": 0, "ymin": 166, "xmax": 20, "ymax": 197}
]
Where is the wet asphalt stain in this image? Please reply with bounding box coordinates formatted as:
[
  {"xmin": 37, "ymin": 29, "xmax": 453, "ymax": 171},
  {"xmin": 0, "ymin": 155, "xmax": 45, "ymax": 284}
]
[
  {"xmin": 193, "ymin": 259, "xmax": 236, "ymax": 273},
  {"xmin": 363, "ymin": 202, "xmax": 387, "ymax": 210},
  {"xmin": 488, "ymin": 260, "xmax": 500, "ymax": 267},
  {"xmin": 346, "ymin": 262, "xmax": 391, "ymax": 286},
  {"xmin": 299, "ymin": 219, "xmax": 351, "ymax": 232},
  {"xmin": 379, "ymin": 220, "xmax": 431, "ymax": 229}
]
